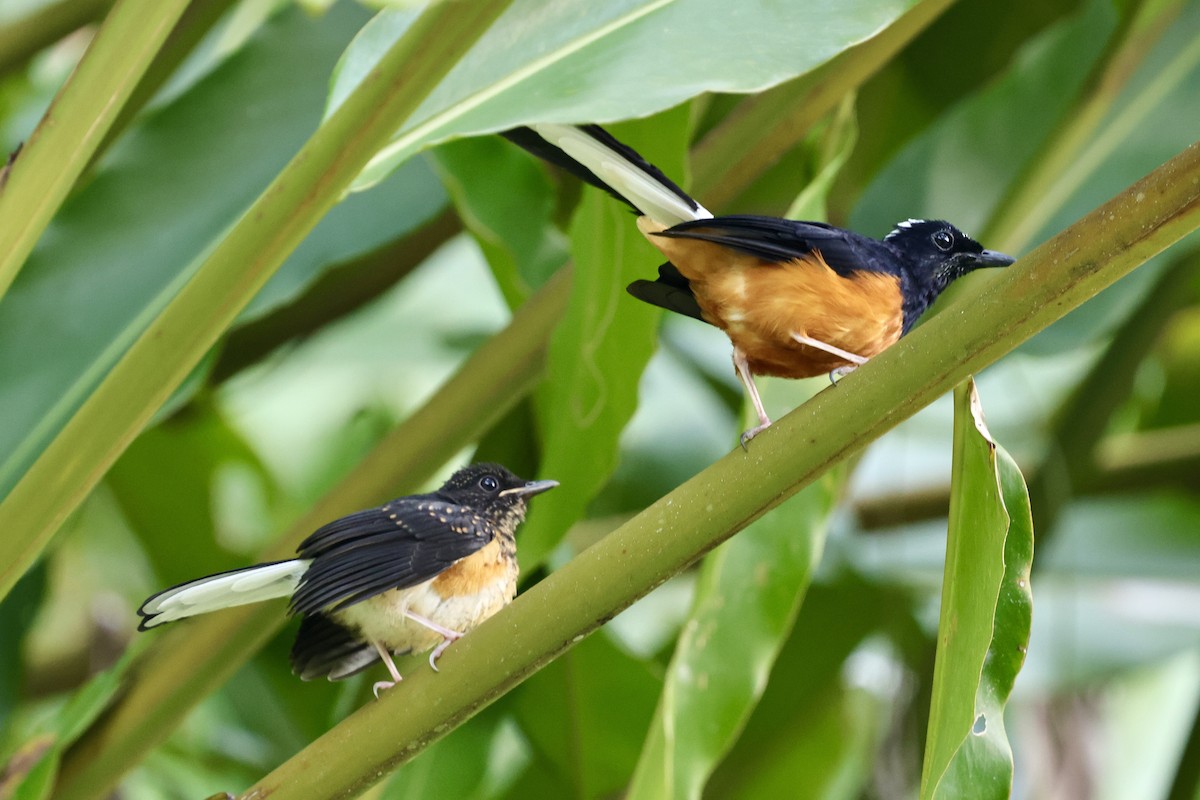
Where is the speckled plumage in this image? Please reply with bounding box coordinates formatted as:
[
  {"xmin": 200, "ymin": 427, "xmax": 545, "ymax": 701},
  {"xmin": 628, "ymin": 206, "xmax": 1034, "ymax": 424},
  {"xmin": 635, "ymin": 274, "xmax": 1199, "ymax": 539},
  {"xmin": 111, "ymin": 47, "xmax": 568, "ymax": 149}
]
[{"xmin": 138, "ymin": 464, "xmax": 556, "ymax": 690}]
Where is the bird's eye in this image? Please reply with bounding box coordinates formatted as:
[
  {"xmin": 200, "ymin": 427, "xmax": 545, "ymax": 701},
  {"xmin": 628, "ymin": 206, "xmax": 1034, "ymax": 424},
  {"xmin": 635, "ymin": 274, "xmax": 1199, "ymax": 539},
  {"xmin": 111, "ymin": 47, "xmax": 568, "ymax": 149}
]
[
  {"xmin": 479, "ymin": 475, "xmax": 500, "ymax": 492},
  {"xmin": 932, "ymin": 230, "xmax": 954, "ymax": 251}
]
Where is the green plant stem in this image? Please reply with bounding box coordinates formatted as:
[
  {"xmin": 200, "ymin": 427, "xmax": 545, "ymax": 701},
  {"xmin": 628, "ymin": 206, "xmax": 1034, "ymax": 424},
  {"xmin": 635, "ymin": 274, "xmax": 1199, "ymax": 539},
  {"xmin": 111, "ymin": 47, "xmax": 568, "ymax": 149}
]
[
  {"xmin": 212, "ymin": 208, "xmax": 463, "ymax": 381},
  {"xmin": 0, "ymin": 0, "xmax": 114, "ymax": 75},
  {"xmin": 855, "ymin": 251, "xmax": 1200, "ymax": 532},
  {"xmin": 1093, "ymin": 423, "xmax": 1200, "ymax": 492},
  {"xmin": 92, "ymin": 0, "xmax": 239, "ymax": 164},
  {"xmin": 985, "ymin": 0, "xmax": 1199, "ymax": 253},
  {"xmin": 53, "ymin": 268, "xmax": 570, "ymax": 800},
  {"xmin": 1028, "ymin": 250, "xmax": 1200, "ymax": 542},
  {"xmin": 238, "ymin": 141, "xmax": 1200, "ymax": 800},
  {"xmin": 0, "ymin": 0, "xmax": 190, "ymax": 301},
  {"xmin": 0, "ymin": 0, "xmax": 517, "ymax": 603},
  {"xmin": 690, "ymin": 0, "xmax": 955, "ymax": 209}
]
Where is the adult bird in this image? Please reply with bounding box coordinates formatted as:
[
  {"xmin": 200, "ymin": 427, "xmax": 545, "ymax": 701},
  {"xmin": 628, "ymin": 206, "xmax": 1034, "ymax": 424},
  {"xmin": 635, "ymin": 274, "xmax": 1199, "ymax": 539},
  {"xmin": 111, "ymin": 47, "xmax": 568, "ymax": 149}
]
[
  {"xmin": 503, "ymin": 124, "xmax": 1015, "ymax": 445},
  {"xmin": 139, "ymin": 463, "xmax": 557, "ymax": 695}
]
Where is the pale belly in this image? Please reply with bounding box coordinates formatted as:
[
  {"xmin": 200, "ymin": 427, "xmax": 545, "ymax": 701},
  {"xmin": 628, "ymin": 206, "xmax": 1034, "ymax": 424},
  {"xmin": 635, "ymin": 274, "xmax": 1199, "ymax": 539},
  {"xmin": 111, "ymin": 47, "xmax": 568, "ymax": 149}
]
[{"xmin": 334, "ymin": 574, "xmax": 517, "ymax": 656}]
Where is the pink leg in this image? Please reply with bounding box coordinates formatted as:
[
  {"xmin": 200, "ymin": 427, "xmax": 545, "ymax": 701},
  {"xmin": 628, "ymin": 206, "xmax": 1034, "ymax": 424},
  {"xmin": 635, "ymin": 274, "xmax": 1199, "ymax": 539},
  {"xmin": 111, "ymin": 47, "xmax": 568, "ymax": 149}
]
[
  {"xmin": 790, "ymin": 333, "xmax": 868, "ymax": 366},
  {"xmin": 405, "ymin": 611, "xmax": 464, "ymax": 672},
  {"xmin": 372, "ymin": 640, "xmax": 403, "ymax": 698},
  {"xmin": 733, "ymin": 348, "xmax": 771, "ymax": 449}
]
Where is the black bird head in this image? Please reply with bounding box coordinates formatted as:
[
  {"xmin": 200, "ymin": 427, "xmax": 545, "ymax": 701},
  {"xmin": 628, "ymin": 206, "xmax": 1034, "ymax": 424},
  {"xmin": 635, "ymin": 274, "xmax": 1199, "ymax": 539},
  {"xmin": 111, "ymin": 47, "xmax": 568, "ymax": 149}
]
[
  {"xmin": 884, "ymin": 219, "xmax": 1014, "ymax": 330},
  {"xmin": 436, "ymin": 463, "xmax": 558, "ymax": 526}
]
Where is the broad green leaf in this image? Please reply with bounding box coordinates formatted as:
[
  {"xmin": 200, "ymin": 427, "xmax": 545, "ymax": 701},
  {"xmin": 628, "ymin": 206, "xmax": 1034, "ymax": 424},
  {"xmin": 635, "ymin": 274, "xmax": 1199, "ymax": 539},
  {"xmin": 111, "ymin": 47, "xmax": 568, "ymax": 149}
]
[
  {"xmin": 429, "ymin": 136, "xmax": 568, "ymax": 308},
  {"xmin": 0, "ymin": 564, "xmax": 45, "ymax": 731},
  {"xmin": 106, "ymin": 399, "xmax": 281, "ymax": 584},
  {"xmin": 240, "ymin": 154, "xmax": 447, "ymax": 322},
  {"xmin": 0, "ymin": 653, "xmax": 128, "ymax": 800},
  {"xmin": 329, "ymin": 0, "xmax": 921, "ymax": 192},
  {"xmin": 382, "ymin": 706, "xmax": 528, "ymax": 800},
  {"xmin": 785, "ymin": 96, "xmax": 859, "ymax": 221},
  {"xmin": 920, "ymin": 379, "xmax": 1034, "ymax": 800},
  {"xmin": 627, "ymin": 467, "xmax": 842, "ymax": 800},
  {"xmin": 517, "ymin": 112, "xmax": 690, "ymax": 570},
  {"xmin": 0, "ymin": 3, "xmax": 374, "ymax": 505},
  {"xmin": 509, "ymin": 632, "xmax": 661, "ymax": 799},
  {"xmin": 0, "ymin": 0, "xmax": 507, "ymax": 603},
  {"xmin": 838, "ymin": 0, "xmax": 1085, "ymax": 212},
  {"xmin": 706, "ymin": 578, "xmax": 904, "ymax": 799},
  {"xmin": 0, "ymin": 0, "xmax": 191, "ymax": 300},
  {"xmin": 852, "ymin": 0, "xmax": 1118, "ymax": 241},
  {"xmin": 720, "ymin": 685, "xmax": 881, "ymax": 800}
]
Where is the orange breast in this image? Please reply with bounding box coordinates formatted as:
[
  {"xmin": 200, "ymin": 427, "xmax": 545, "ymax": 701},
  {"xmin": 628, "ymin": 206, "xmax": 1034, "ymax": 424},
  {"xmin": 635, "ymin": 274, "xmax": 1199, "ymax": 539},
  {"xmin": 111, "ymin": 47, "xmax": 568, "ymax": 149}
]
[
  {"xmin": 432, "ymin": 539, "xmax": 516, "ymax": 599},
  {"xmin": 638, "ymin": 219, "xmax": 904, "ymax": 378}
]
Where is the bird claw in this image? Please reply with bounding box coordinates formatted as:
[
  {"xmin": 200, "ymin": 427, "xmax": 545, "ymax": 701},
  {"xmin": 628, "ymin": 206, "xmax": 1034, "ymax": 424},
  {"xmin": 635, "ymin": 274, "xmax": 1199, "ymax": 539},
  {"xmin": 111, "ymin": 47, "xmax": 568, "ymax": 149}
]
[
  {"xmin": 427, "ymin": 632, "xmax": 464, "ymax": 672},
  {"xmin": 828, "ymin": 365, "xmax": 858, "ymax": 385},
  {"xmin": 739, "ymin": 422, "xmax": 772, "ymax": 450},
  {"xmin": 373, "ymin": 679, "xmax": 398, "ymax": 698}
]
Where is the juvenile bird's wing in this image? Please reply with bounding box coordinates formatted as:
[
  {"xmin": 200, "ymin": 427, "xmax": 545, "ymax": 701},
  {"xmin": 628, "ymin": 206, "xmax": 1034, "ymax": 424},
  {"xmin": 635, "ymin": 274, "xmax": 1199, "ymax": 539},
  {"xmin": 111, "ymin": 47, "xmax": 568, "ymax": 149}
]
[
  {"xmin": 656, "ymin": 216, "xmax": 892, "ymax": 278},
  {"xmin": 290, "ymin": 499, "xmax": 494, "ymax": 615}
]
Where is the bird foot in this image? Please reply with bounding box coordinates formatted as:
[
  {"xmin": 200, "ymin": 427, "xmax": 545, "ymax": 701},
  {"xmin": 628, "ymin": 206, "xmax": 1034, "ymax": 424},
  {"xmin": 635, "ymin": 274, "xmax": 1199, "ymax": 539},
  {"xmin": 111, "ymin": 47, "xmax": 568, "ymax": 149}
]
[
  {"xmin": 428, "ymin": 631, "xmax": 465, "ymax": 672},
  {"xmin": 828, "ymin": 364, "xmax": 859, "ymax": 385},
  {"xmin": 373, "ymin": 679, "xmax": 399, "ymax": 698},
  {"xmin": 740, "ymin": 421, "xmax": 772, "ymax": 450}
]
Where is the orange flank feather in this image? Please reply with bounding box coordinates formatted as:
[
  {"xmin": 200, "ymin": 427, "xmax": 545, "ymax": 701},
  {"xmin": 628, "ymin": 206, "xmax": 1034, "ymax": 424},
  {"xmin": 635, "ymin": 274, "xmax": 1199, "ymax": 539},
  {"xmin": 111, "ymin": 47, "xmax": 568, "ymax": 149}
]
[
  {"xmin": 432, "ymin": 539, "xmax": 514, "ymax": 598},
  {"xmin": 637, "ymin": 218, "xmax": 904, "ymax": 378}
]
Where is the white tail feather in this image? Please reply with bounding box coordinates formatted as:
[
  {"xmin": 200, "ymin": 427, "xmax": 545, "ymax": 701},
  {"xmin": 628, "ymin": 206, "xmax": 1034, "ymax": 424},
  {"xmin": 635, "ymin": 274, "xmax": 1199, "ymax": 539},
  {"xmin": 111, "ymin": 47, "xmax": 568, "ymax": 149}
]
[
  {"xmin": 139, "ymin": 559, "xmax": 310, "ymax": 627},
  {"xmin": 531, "ymin": 123, "xmax": 712, "ymax": 226}
]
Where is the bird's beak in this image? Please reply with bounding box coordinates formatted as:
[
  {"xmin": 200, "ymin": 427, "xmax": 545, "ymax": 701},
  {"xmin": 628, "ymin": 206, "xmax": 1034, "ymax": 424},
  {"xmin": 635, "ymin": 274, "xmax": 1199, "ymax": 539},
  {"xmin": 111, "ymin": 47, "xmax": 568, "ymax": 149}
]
[
  {"xmin": 501, "ymin": 479, "xmax": 559, "ymax": 498},
  {"xmin": 974, "ymin": 249, "xmax": 1016, "ymax": 268}
]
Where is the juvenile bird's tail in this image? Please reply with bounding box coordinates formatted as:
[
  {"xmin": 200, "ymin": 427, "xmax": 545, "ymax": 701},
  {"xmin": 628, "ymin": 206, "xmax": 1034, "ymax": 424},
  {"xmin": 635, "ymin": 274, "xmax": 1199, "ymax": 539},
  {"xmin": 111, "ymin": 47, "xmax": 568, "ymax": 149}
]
[
  {"xmin": 138, "ymin": 559, "xmax": 310, "ymax": 630},
  {"xmin": 502, "ymin": 124, "xmax": 713, "ymax": 226}
]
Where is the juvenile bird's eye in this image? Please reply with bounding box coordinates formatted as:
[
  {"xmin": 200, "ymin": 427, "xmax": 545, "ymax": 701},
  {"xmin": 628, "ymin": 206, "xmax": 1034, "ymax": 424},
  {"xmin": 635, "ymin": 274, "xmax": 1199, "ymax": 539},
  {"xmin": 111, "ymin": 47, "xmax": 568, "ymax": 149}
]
[
  {"xmin": 932, "ymin": 230, "xmax": 954, "ymax": 251},
  {"xmin": 479, "ymin": 475, "xmax": 500, "ymax": 492}
]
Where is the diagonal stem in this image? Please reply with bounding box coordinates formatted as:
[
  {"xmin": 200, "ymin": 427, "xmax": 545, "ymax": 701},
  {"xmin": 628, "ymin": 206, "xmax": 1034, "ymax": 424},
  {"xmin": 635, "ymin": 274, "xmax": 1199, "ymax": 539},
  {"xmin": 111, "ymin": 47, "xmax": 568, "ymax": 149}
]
[{"xmin": 238, "ymin": 140, "xmax": 1200, "ymax": 800}]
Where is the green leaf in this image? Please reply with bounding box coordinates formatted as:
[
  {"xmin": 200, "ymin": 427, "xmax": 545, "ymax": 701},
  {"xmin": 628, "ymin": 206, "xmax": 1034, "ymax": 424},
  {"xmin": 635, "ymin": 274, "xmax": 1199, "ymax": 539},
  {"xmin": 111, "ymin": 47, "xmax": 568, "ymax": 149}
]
[
  {"xmin": 0, "ymin": 654, "xmax": 128, "ymax": 800},
  {"xmin": 0, "ymin": 564, "xmax": 45, "ymax": 730},
  {"xmin": 517, "ymin": 111, "xmax": 691, "ymax": 570},
  {"xmin": 240, "ymin": 154, "xmax": 448, "ymax": 323},
  {"xmin": 510, "ymin": 633, "xmax": 661, "ymax": 799},
  {"xmin": 852, "ymin": 0, "xmax": 1118, "ymax": 241},
  {"xmin": 706, "ymin": 578, "xmax": 903, "ymax": 799},
  {"xmin": 331, "ymin": 0, "xmax": 921, "ymax": 191},
  {"xmin": 0, "ymin": 0, "xmax": 191, "ymax": 300},
  {"xmin": 627, "ymin": 467, "xmax": 842, "ymax": 800},
  {"xmin": 0, "ymin": 3, "xmax": 373, "ymax": 506},
  {"xmin": 429, "ymin": 136, "xmax": 568, "ymax": 308},
  {"xmin": 106, "ymin": 399, "xmax": 281, "ymax": 584},
  {"xmin": 920, "ymin": 379, "xmax": 1034, "ymax": 800},
  {"xmin": 381, "ymin": 706, "xmax": 527, "ymax": 800},
  {"xmin": 0, "ymin": 0, "xmax": 517, "ymax": 602}
]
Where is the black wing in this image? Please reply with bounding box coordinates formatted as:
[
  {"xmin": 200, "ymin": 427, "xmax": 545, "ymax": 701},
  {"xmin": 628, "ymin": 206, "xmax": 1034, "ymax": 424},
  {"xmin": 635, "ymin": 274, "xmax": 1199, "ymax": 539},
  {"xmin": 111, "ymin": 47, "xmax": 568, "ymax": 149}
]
[
  {"xmin": 289, "ymin": 499, "xmax": 493, "ymax": 616},
  {"xmin": 657, "ymin": 216, "xmax": 892, "ymax": 278},
  {"xmin": 627, "ymin": 262, "xmax": 705, "ymax": 322}
]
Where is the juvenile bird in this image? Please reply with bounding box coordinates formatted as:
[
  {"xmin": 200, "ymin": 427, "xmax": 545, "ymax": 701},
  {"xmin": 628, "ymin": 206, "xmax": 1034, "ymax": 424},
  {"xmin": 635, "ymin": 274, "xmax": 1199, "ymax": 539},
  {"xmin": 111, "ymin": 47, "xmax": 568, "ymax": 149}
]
[
  {"xmin": 503, "ymin": 124, "xmax": 1014, "ymax": 445},
  {"xmin": 139, "ymin": 463, "xmax": 557, "ymax": 695}
]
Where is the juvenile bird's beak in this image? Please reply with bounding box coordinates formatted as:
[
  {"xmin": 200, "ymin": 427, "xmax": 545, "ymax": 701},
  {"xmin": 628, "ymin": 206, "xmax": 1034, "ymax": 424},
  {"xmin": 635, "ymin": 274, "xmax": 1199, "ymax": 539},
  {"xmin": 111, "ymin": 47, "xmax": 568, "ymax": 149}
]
[
  {"xmin": 975, "ymin": 249, "xmax": 1015, "ymax": 268},
  {"xmin": 501, "ymin": 480, "xmax": 559, "ymax": 498}
]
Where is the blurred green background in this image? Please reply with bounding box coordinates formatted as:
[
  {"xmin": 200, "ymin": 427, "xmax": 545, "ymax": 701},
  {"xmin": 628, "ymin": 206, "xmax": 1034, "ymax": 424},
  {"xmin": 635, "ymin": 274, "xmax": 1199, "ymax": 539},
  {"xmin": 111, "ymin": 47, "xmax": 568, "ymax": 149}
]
[{"xmin": 0, "ymin": 0, "xmax": 1198, "ymax": 797}]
